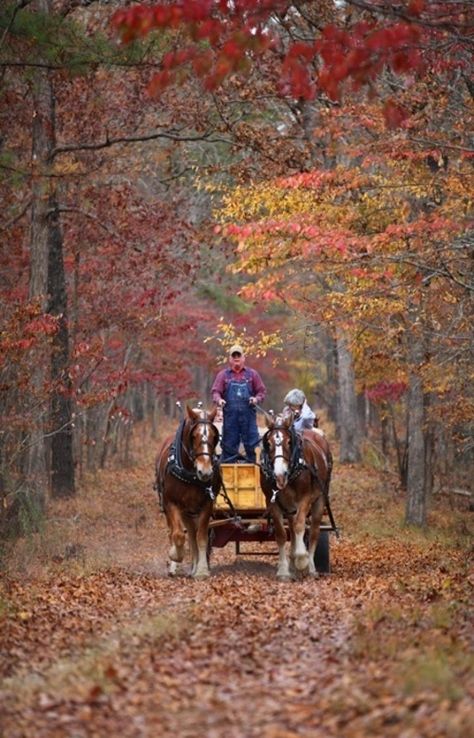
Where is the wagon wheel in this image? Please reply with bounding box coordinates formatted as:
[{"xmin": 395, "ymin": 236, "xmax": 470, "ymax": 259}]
[
  {"xmin": 304, "ymin": 529, "xmax": 331, "ymax": 574},
  {"xmin": 314, "ymin": 530, "xmax": 330, "ymax": 574},
  {"xmin": 207, "ymin": 528, "xmax": 215, "ymax": 564}
]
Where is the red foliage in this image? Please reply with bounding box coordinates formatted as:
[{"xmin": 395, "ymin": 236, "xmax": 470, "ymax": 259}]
[
  {"xmin": 408, "ymin": 0, "xmax": 426, "ymax": 15},
  {"xmin": 111, "ymin": 1, "xmax": 468, "ymax": 110},
  {"xmin": 0, "ymin": 305, "xmax": 59, "ymax": 369},
  {"xmin": 60, "ymin": 181, "xmax": 218, "ymax": 406},
  {"xmin": 366, "ymin": 380, "xmax": 407, "ymax": 403},
  {"xmin": 383, "ymin": 99, "xmax": 409, "ymax": 129},
  {"xmin": 24, "ymin": 315, "xmax": 58, "ymax": 337}
]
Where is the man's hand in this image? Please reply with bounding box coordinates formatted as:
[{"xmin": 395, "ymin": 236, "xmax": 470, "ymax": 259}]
[
  {"xmin": 249, "ymin": 397, "xmax": 257, "ymax": 406},
  {"xmin": 218, "ymin": 398, "xmax": 226, "ymax": 408}
]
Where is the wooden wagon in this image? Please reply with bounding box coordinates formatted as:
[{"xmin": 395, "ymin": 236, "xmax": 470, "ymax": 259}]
[{"xmin": 209, "ymin": 463, "xmax": 338, "ymax": 573}]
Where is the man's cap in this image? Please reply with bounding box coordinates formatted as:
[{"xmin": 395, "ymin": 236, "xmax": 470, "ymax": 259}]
[{"xmin": 229, "ymin": 344, "xmax": 244, "ymax": 356}]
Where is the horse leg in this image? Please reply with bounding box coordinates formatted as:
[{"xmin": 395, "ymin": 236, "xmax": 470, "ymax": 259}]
[
  {"xmin": 307, "ymin": 496, "xmax": 325, "ymax": 576},
  {"xmin": 271, "ymin": 505, "xmax": 291, "ymax": 581},
  {"xmin": 286, "ymin": 515, "xmax": 296, "ymax": 572},
  {"xmin": 193, "ymin": 507, "xmax": 212, "ymax": 579},
  {"xmin": 165, "ymin": 503, "xmax": 186, "ymax": 576},
  {"xmin": 293, "ymin": 496, "xmax": 313, "ymax": 573},
  {"xmin": 183, "ymin": 508, "xmax": 211, "ymax": 579},
  {"xmin": 182, "ymin": 516, "xmax": 198, "ymax": 577}
]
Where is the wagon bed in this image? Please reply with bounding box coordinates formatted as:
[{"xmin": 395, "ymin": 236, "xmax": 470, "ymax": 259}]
[{"xmin": 209, "ymin": 463, "xmax": 338, "ymax": 573}]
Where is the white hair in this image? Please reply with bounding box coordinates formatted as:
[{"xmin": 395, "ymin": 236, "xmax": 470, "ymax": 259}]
[{"xmin": 284, "ymin": 388, "xmax": 305, "ymax": 406}]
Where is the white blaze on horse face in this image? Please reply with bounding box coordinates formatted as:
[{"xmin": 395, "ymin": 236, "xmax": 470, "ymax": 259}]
[
  {"xmin": 195, "ymin": 422, "xmax": 213, "ymax": 480},
  {"xmin": 273, "ymin": 430, "xmax": 288, "ymax": 489}
]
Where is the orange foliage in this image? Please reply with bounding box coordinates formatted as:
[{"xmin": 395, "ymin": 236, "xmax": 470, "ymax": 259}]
[{"xmin": 0, "ymin": 434, "xmax": 472, "ymax": 737}]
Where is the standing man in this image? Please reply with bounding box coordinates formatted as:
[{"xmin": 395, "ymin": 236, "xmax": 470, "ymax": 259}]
[{"xmin": 211, "ymin": 344, "xmax": 266, "ymax": 463}]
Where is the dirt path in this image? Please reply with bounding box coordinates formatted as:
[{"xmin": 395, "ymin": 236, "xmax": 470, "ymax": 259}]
[{"xmin": 0, "ymin": 453, "xmax": 472, "ymax": 738}]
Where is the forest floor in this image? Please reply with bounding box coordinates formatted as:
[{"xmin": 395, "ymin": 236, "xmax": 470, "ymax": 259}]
[{"xmin": 0, "ymin": 422, "xmax": 473, "ymax": 738}]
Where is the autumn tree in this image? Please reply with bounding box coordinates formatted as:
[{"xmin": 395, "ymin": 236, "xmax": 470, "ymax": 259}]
[
  {"xmin": 111, "ymin": 0, "xmax": 472, "ymax": 526},
  {"xmin": 0, "ymin": 1, "xmax": 231, "ymax": 527},
  {"xmin": 215, "ymin": 108, "xmax": 472, "ymax": 518},
  {"xmin": 2, "ymin": 0, "xmax": 472, "ymax": 531}
]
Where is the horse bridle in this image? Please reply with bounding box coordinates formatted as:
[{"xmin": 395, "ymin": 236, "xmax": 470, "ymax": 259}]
[
  {"xmin": 268, "ymin": 428, "xmax": 291, "ymax": 465},
  {"xmin": 184, "ymin": 419, "xmax": 220, "ymax": 462},
  {"xmin": 262, "ymin": 424, "xmax": 304, "ymax": 498},
  {"xmin": 165, "ymin": 417, "xmax": 219, "ymax": 501},
  {"xmin": 263, "ymin": 424, "xmax": 293, "ymax": 464}
]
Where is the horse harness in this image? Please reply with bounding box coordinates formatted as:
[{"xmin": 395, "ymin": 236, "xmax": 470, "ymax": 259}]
[
  {"xmin": 166, "ymin": 418, "xmax": 220, "ymax": 501},
  {"xmin": 261, "ymin": 426, "xmax": 307, "ymax": 485},
  {"xmin": 261, "ymin": 424, "xmax": 324, "ymax": 515}
]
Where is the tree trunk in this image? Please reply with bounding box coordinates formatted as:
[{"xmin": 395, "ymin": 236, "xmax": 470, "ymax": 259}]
[
  {"xmin": 325, "ymin": 333, "xmax": 339, "ymax": 428},
  {"xmin": 26, "ymin": 13, "xmax": 56, "ymax": 507},
  {"xmin": 357, "ymin": 392, "xmax": 369, "ymax": 439},
  {"xmin": 150, "ymin": 386, "xmax": 159, "ymax": 439},
  {"xmin": 99, "ymin": 400, "xmax": 116, "ymax": 469},
  {"xmin": 405, "ymin": 302, "xmax": 427, "ymax": 526},
  {"xmin": 85, "ymin": 406, "xmax": 98, "ymax": 472},
  {"xmin": 389, "ymin": 401, "xmax": 408, "ymax": 488},
  {"xmin": 424, "ymin": 419, "xmax": 434, "ymax": 503},
  {"xmin": 405, "ymin": 370, "xmax": 426, "ymax": 526},
  {"xmin": 47, "ymin": 198, "xmax": 75, "ymax": 498},
  {"xmin": 380, "ymin": 405, "xmax": 389, "ymax": 457},
  {"xmin": 336, "ymin": 332, "xmax": 361, "ymax": 463}
]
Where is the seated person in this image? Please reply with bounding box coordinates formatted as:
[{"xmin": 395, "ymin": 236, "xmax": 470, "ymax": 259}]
[
  {"xmin": 283, "ymin": 388, "xmax": 317, "ymax": 433},
  {"xmin": 284, "ymin": 389, "xmax": 332, "ymax": 498}
]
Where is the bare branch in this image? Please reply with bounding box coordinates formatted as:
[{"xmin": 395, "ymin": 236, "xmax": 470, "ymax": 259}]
[
  {"xmin": 0, "ymin": 197, "xmax": 31, "ymax": 232},
  {"xmin": 52, "ymin": 129, "xmax": 232, "ymax": 157},
  {"xmin": 407, "ymin": 137, "xmax": 474, "ymax": 154},
  {"xmin": 345, "ymin": 0, "xmax": 474, "ymax": 43}
]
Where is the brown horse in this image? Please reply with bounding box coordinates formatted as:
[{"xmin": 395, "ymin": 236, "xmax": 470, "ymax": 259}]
[
  {"xmin": 260, "ymin": 413, "xmax": 332, "ymax": 580},
  {"xmin": 155, "ymin": 405, "xmax": 221, "ymax": 579}
]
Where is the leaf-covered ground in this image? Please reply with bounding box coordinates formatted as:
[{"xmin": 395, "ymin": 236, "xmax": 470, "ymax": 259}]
[{"xmin": 1, "ymin": 432, "xmax": 472, "ymax": 738}]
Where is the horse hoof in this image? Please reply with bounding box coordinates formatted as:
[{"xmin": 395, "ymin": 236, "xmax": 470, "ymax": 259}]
[
  {"xmin": 294, "ymin": 554, "xmax": 309, "ymax": 572},
  {"xmin": 277, "ymin": 573, "xmax": 292, "ymax": 582},
  {"xmin": 193, "ymin": 570, "xmax": 210, "ymax": 580}
]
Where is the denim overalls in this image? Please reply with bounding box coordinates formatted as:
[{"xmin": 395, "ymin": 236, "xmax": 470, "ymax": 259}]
[{"xmin": 222, "ymin": 370, "xmax": 260, "ymax": 463}]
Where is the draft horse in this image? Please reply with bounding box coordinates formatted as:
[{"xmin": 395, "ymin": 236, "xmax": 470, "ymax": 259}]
[
  {"xmin": 260, "ymin": 412, "xmax": 333, "ymax": 580},
  {"xmin": 155, "ymin": 405, "xmax": 221, "ymax": 579}
]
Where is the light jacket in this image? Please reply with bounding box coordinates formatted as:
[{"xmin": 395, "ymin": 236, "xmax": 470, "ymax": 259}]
[{"xmin": 292, "ymin": 401, "xmax": 315, "ymax": 432}]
